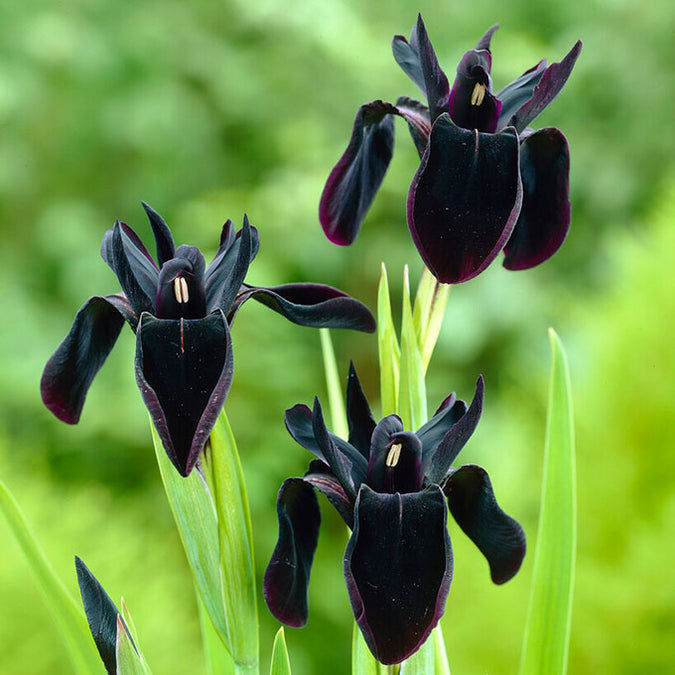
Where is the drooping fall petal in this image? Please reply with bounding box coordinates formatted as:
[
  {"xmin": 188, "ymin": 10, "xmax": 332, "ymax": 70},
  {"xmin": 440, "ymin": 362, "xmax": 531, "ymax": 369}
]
[
  {"xmin": 134, "ymin": 310, "xmax": 233, "ymax": 476},
  {"xmin": 319, "ymin": 101, "xmax": 396, "ymax": 245},
  {"xmin": 264, "ymin": 478, "xmax": 321, "ymax": 628},
  {"xmin": 344, "ymin": 485, "xmax": 453, "ymax": 665},
  {"xmin": 503, "ymin": 128, "xmax": 571, "ymax": 270},
  {"xmin": 407, "ymin": 114, "xmax": 522, "ymax": 283},
  {"xmin": 445, "ymin": 464, "xmax": 526, "ymax": 584},
  {"xmin": 41, "ymin": 296, "xmax": 126, "ymax": 424}
]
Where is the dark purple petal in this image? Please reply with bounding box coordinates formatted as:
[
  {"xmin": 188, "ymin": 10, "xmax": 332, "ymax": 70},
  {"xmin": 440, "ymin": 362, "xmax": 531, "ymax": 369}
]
[
  {"xmin": 416, "ymin": 391, "xmax": 466, "ymax": 462},
  {"xmin": 141, "ymin": 202, "xmax": 175, "ymax": 267},
  {"xmin": 210, "ymin": 219, "xmax": 235, "ymax": 265},
  {"xmin": 445, "ymin": 464, "xmax": 526, "ymax": 584},
  {"xmin": 284, "ymin": 403, "xmax": 368, "ymax": 486},
  {"xmin": 319, "ymin": 101, "xmax": 396, "ymax": 246},
  {"xmin": 508, "ymin": 41, "xmax": 582, "ymax": 133},
  {"xmin": 107, "ymin": 221, "xmax": 156, "ymax": 315},
  {"xmin": 240, "ymin": 283, "xmax": 376, "ymax": 333},
  {"xmin": 503, "ymin": 128, "xmax": 571, "ymax": 270},
  {"xmin": 448, "ymin": 49, "xmax": 501, "ymax": 133},
  {"xmin": 496, "ymin": 59, "xmax": 548, "ymax": 131},
  {"xmin": 135, "ymin": 310, "xmax": 233, "ymax": 477},
  {"xmin": 205, "ymin": 215, "xmax": 255, "ymax": 314},
  {"xmin": 366, "ymin": 415, "xmax": 403, "ymax": 488},
  {"xmin": 413, "ymin": 15, "xmax": 450, "ymax": 122},
  {"xmin": 155, "ymin": 246, "xmax": 208, "ymax": 319},
  {"xmin": 263, "ymin": 478, "xmax": 321, "ymax": 628},
  {"xmin": 367, "ymin": 431, "xmax": 424, "ymax": 495},
  {"xmin": 75, "ymin": 556, "xmax": 132, "ymax": 675},
  {"xmin": 394, "ymin": 96, "xmax": 431, "ymax": 157},
  {"xmin": 304, "ymin": 459, "xmax": 355, "ymax": 528},
  {"xmin": 41, "ymin": 296, "xmax": 126, "ymax": 424},
  {"xmin": 407, "ymin": 114, "xmax": 522, "ymax": 283},
  {"xmin": 392, "ymin": 33, "xmax": 425, "ymax": 95},
  {"xmin": 344, "ymin": 485, "xmax": 453, "ymax": 665},
  {"xmin": 475, "ymin": 24, "xmax": 499, "ymax": 51},
  {"xmin": 427, "ymin": 376, "xmax": 484, "ymax": 484},
  {"xmin": 345, "ymin": 362, "xmax": 376, "ymax": 459}
]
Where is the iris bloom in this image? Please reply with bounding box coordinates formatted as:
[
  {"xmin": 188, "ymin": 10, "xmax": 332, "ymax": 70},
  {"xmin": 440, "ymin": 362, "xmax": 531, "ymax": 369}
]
[
  {"xmin": 41, "ymin": 204, "xmax": 375, "ymax": 476},
  {"xmin": 320, "ymin": 15, "xmax": 582, "ymax": 284},
  {"xmin": 263, "ymin": 365, "xmax": 525, "ymax": 664}
]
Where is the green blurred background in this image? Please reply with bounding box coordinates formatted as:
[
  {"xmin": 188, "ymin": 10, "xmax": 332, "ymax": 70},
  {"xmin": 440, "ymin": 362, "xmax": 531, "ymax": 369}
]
[{"xmin": 1, "ymin": 0, "xmax": 673, "ymax": 672}]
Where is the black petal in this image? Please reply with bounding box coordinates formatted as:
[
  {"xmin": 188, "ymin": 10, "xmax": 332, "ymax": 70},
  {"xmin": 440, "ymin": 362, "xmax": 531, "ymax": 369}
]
[
  {"xmin": 416, "ymin": 391, "xmax": 465, "ymax": 463},
  {"xmin": 304, "ymin": 459, "xmax": 354, "ymax": 528},
  {"xmin": 496, "ymin": 59, "xmax": 548, "ymax": 131},
  {"xmin": 135, "ymin": 310, "xmax": 233, "ymax": 476},
  {"xmin": 427, "ymin": 376, "xmax": 484, "ymax": 484},
  {"xmin": 503, "ymin": 128, "xmax": 571, "ymax": 270},
  {"xmin": 263, "ymin": 478, "xmax": 321, "ymax": 628},
  {"xmin": 345, "ymin": 362, "xmax": 376, "ymax": 459},
  {"xmin": 319, "ymin": 101, "xmax": 396, "ymax": 246},
  {"xmin": 445, "ymin": 464, "xmax": 526, "ymax": 584},
  {"xmin": 407, "ymin": 114, "xmax": 522, "ymax": 284},
  {"xmin": 413, "ymin": 14, "xmax": 450, "ymax": 123},
  {"xmin": 75, "ymin": 556, "xmax": 133, "ymax": 675},
  {"xmin": 41, "ymin": 296, "xmax": 126, "ymax": 424},
  {"xmin": 240, "ymin": 283, "xmax": 376, "ymax": 333},
  {"xmin": 141, "ymin": 201, "xmax": 175, "ymax": 267},
  {"xmin": 392, "ymin": 32, "xmax": 425, "ymax": 95},
  {"xmin": 394, "ymin": 96, "xmax": 432, "ymax": 157},
  {"xmin": 344, "ymin": 485, "xmax": 453, "ymax": 665}
]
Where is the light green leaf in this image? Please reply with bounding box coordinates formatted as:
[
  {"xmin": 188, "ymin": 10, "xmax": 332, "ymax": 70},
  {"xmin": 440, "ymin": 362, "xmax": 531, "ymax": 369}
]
[
  {"xmin": 351, "ymin": 623, "xmax": 384, "ymax": 675},
  {"xmin": 0, "ymin": 480, "xmax": 101, "ymax": 674},
  {"xmin": 269, "ymin": 627, "xmax": 292, "ymax": 675},
  {"xmin": 197, "ymin": 592, "xmax": 235, "ymax": 675},
  {"xmin": 116, "ymin": 614, "xmax": 150, "ymax": 675},
  {"xmin": 120, "ymin": 599, "xmax": 151, "ymax": 673},
  {"xmin": 320, "ymin": 328, "xmax": 348, "ymax": 439},
  {"xmin": 412, "ymin": 267, "xmax": 450, "ymax": 373},
  {"xmin": 377, "ymin": 263, "xmax": 400, "ymax": 417},
  {"xmin": 398, "ymin": 266, "xmax": 427, "ymax": 431},
  {"xmin": 432, "ymin": 628, "xmax": 450, "ymax": 675},
  {"xmin": 519, "ymin": 329, "xmax": 576, "ymax": 675}
]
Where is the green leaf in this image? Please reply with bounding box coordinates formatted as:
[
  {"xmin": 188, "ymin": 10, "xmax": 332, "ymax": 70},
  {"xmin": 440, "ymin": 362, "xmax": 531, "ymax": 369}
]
[
  {"xmin": 116, "ymin": 614, "xmax": 151, "ymax": 675},
  {"xmin": 377, "ymin": 263, "xmax": 400, "ymax": 417},
  {"xmin": 269, "ymin": 628, "xmax": 292, "ymax": 675},
  {"xmin": 351, "ymin": 623, "xmax": 384, "ymax": 675},
  {"xmin": 0, "ymin": 480, "xmax": 101, "ymax": 674},
  {"xmin": 197, "ymin": 592, "xmax": 235, "ymax": 675},
  {"xmin": 119, "ymin": 599, "xmax": 151, "ymax": 673},
  {"xmin": 320, "ymin": 328, "xmax": 348, "ymax": 439},
  {"xmin": 152, "ymin": 410, "xmax": 259, "ymax": 675},
  {"xmin": 412, "ymin": 267, "xmax": 450, "ymax": 373},
  {"xmin": 398, "ymin": 266, "xmax": 427, "ymax": 431},
  {"xmin": 519, "ymin": 329, "xmax": 577, "ymax": 675},
  {"xmin": 432, "ymin": 628, "xmax": 450, "ymax": 675}
]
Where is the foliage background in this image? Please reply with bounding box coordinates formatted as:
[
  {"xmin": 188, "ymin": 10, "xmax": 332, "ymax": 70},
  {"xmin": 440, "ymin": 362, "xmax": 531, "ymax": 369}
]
[{"xmin": 1, "ymin": 0, "xmax": 673, "ymax": 672}]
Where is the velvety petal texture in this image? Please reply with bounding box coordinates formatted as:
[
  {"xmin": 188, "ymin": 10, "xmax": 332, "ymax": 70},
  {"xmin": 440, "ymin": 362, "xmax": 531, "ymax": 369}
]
[
  {"xmin": 344, "ymin": 485, "xmax": 453, "ymax": 665},
  {"xmin": 263, "ymin": 478, "xmax": 321, "ymax": 628},
  {"xmin": 135, "ymin": 310, "xmax": 233, "ymax": 476},
  {"xmin": 446, "ymin": 464, "xmax": 526, "ymax": 584},
  {"xmin": 319, "ymin": 101, "xmax": 397, "ymax": 245},
  {"xmin": 41, "ymin": 296, "xmax": 126, "ymax": 424},
  {"xmin": 408, "ymin": 114, "xmax": 522, "ymax": 283}
]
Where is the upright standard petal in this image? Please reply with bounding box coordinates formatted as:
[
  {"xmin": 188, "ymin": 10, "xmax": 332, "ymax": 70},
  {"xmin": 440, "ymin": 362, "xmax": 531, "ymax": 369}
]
[
  {"xmin": 344, "ymin": 485, "xmax": 453, "ymax": 665},
  {"xmin": 141, "ymin": 202, "xmax": 175, "ymax": 267},
  {"xmin": 508, "ymin": 41, "xmax": 582, "ymax": 133},
  {"xmin": 238, "ymin": 283, "xmax": 376, "ymax": 333},
  {"xmin": 264, "ymin": 478, "xmax": 321, "ymax": 628},
  {"xmin": 413, "ymin": 15, "xmax": 450, "ymax": 123},
  {"xmin": 392, "ymin": 32, "xmax": 426, "ymax": 95},
  {"xmin": 408, "ymin": 114, "xmax": 522, "ymax": 283},
  {"xmin": 503, "ymin": 128, "xmax": 571, "ymax": 270},
  {"xmin": 496, "ymin": 60, "xmax": 548, "ymax": 130},
  {"xmin": 445, "ymin": 464, "xmax": 526, "ymax": 584},
  {"xmin": 345, "ymin": 362, "xmax": 376, "ymax": 458},
  {"xmin": 41, "ymin": 296, "xmax": 126, "ymax": 424},
  {"xmin": 135, "ymin": 310, "xmax": 233, "ymax": 476},
  {"xmin": 319, "ymin": 101, "xmax": 396, "ymax": 246}
]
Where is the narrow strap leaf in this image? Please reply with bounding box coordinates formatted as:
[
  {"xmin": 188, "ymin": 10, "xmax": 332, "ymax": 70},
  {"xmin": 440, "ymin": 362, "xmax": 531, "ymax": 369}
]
[
  {"xmin": 320, "ymin": 328, "xmax": 348, "ymax": 439},
  {"xmin": 377, "ymin": 263, "xmax": 400, "ymax": 417},
  {"xmin": 269, "ymin": 628, "xmax": 292, "ymax": 675}
]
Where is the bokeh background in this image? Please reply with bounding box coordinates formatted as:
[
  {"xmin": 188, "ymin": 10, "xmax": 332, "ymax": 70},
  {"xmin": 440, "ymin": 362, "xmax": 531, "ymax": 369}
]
[{"xmin": 1, "ymin": 0, "xmax": 673, "ymax": 672}]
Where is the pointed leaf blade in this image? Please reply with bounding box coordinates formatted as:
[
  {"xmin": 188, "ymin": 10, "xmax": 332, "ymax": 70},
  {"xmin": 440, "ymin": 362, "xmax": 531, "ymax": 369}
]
[
  {"xmin": 377, "ymin": 263, "xmax": 400, "ymax": 417},
  {"xmin": 320, "ymin": 329, "xmax": 348, "ymax": 439},
  {"xmin": 270, "ymin": 627, "xmax": 292, "ymax": 675},
  {"xmin": 116, "ymin": 615, "xmax": 150, "ymax": 675},
  {"xmin": 412, "ymin": 267, "xmax": 450, "ymax": 373}
]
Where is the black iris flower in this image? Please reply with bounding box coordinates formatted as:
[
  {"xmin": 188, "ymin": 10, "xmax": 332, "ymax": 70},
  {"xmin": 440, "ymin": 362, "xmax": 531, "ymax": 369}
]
[
  {"xmin": 41, "ymin": 204, "xmax": 375, "ymax": 476},
  {"xmin": 263, "ymin": 364, "xmax": 525, "ymax": 665},
  {"xmin": 319, "ymin": 14, "xmax": 581, "ymax": 284}
]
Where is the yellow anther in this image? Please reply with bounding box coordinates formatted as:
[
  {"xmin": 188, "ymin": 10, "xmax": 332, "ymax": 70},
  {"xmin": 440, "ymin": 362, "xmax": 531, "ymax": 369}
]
[
  {"xmin": 386, "ymin": 443, "xmax": 402, "ymax": 468},
  {"xmin": 173, "ymin": 276, "xmax": 190, "ymax": 304},
  {"xmin": 470, "ymin": 83, "xmax": 486, "ymax": 106}
]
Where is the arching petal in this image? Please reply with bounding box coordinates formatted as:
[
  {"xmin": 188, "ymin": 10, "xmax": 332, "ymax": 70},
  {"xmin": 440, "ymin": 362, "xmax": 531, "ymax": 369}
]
[
  {"xmin": 407, "ymin": 114, "xmax": 522, "ymax": 283},
  {"xmin": 503, "ymin": 128, "xmax": 571, "ymax": 270},
  {"xmin": 445, "ymin": 464, "xmax": 526, "ymax": 584},
  {"xmin": 41, "ymin": 296, "xmax": 126, "ymax": 424},
  {"xmin": 239, "ymin": 283, "xmax": 376, "ymax": 333},
  {"xmin": 135, "ymin": 310, "xmax": 233, "ymax": 477},
  {"xmin": 319, "ymin": 101, "xmax": 396, "ymax": 246},
  {"xmin": 304, "ymin": 459, "xmax": 354, "ymax": 528},
  {"xmin": 344, "ymin": 485, "xmax": 453, "ymax": 665},
  {"xmin": 508, "ymin": 41, "xmax": 582, "ymax": 133},
  {"xmin": 496, "ymin": 59, "xmax": 548, "ymax": 131},
  {"xmin": 263, "ymin": 478, "xmax": 321, "ymax": 628},
  {"xmin": 345, "ymin": 361, "xmax": 376, "ymax": 459},
  {"xmin": 413, "ymin": 14, "xmax": 450, "ymax": 123},
  {"xmin": 394, "ymin": 96, "xmax": 431, "ymax": 157},
  {"xmin": 141, "ymin": 201, "xmax": 175, "ymax": 267},
  {"xmin": 392, "ymin": 32, "xmax": 425, "ymax": 95}
]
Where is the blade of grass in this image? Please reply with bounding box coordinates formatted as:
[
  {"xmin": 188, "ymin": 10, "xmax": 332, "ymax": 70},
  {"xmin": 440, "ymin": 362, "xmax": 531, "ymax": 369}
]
[
  {"xmin": 518, "ymin": 328, "xmax": 577, "ymax": 675},
  {"xmin": 377, "ymin": 263, "xmax": 400, "ymax": 416},
  {"xmin": 269, "ymin": 628, "xmax": 292, "ymax": 675},
  {"xmin": 320, "ymin": 328, "xmax": 348, "ymax": 439}
]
